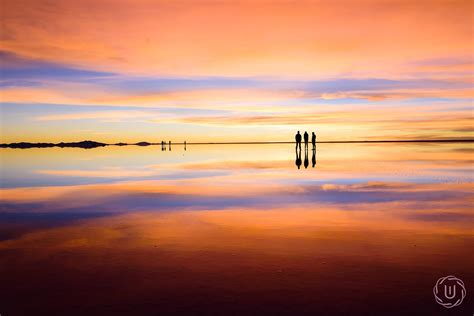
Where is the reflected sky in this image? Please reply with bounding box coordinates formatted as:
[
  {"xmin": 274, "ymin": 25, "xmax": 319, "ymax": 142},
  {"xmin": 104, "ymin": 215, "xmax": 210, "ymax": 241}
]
[{"xmin": 0, "ymin": 143, "xmax": 473, "ymax": 315}]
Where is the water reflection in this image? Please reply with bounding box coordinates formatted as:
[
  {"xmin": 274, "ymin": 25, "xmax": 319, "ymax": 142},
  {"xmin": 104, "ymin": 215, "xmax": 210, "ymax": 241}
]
[
  {"xmin": 296, "ymin": 145, "xmax": 316, "ymax": 169},
  {"xmin": 312, "ymin": 148, "xmax": 316, "ymax": 167},
  {"xmin": 0, "ymin": 143, "xmax": 473, "ymax": 315},
  {"xmin": 304, "ymin": 147, "xmax": 309, "ymax": 168},
  {"xmin": 295, "ymin": 147, "xmax": 302, "ymax": 169}
]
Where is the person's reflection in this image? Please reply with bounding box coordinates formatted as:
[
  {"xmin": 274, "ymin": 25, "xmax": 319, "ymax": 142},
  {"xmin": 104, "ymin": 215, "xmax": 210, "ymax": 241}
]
[
  {"xmin": 295, "ymin": 145, "xmax": 316, "ymax": 169},
  {"xmin": 304, "ymin": 147, "xmax": 309, "ymax": 169},
  {"xmin": 295, "ymin": 147, "xmax": 302, "ymax": 169}
]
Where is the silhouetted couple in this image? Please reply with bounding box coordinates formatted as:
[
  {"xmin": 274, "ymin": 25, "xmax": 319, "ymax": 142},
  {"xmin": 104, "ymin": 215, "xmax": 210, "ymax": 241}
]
[
  {"xmin": 295, "ymin": 145, "xmax": 316, "ymax": 169},
  {"xmin": 295, "ymin": 131, "xmax": 316, "ymax": 150}
]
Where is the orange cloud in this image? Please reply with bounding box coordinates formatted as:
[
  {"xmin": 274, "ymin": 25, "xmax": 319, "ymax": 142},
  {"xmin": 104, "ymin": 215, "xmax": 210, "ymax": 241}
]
[{"xmin": 2, "ymin": 0, "xmax": 472, "ymax": 78}]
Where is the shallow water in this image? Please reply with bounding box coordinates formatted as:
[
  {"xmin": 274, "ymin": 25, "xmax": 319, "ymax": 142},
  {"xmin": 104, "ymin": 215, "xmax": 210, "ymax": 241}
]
[{"xmin": 0, "ymin": 143, "xmax": 473, "ymax": 315}]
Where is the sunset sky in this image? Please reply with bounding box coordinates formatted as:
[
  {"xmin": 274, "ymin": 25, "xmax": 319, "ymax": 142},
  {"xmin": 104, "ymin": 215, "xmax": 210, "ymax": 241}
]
[{"xmin": 1, "ymin": 0, "xmax": 472, "ymax": 142}]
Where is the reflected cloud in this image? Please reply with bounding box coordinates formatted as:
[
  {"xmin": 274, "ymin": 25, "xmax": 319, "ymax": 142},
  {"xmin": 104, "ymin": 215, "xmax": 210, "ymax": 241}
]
[
  {"xmin": 0, "ymin": 144, "xmax": 472, "ymax": 242},
  {"xmin": 36, "ymin": 168, "xmax": 158, "ymax": 178}
]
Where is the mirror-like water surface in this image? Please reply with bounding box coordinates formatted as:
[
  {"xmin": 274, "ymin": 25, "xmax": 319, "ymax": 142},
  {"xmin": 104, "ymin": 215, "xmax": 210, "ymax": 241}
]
[{"xmin": 0, "ymin": 143, "xmax": 473, "ymax": 315}]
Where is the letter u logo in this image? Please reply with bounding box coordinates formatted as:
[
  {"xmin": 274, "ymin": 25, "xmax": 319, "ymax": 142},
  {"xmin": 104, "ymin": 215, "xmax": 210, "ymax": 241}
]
[{"xmin": 444, "ymin": 285, "xmax": 456, "ymax": 299}]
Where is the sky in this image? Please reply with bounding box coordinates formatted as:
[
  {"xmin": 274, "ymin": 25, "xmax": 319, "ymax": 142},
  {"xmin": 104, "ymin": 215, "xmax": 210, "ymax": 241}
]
[{"xmin": 0, "ymin": 0, "xmax": 473, "ymax": 143}]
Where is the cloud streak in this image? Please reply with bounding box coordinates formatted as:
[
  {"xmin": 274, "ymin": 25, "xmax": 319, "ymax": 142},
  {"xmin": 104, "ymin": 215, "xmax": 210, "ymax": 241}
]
[{"xmin": 2, "ymin": 0, "xmax": 472, "ymax": 78}]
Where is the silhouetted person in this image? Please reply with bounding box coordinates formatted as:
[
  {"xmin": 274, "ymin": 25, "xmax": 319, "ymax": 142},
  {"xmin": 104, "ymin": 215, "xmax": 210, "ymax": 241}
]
[
  {"xmin": 304, "ymin": 131, "xmax": 309, "ymax": 149},
  {"xmin": 161, "ymin": 141, "xmax": 165, "ymax": 151},
  {"xmin": 311, "ymin": 132, "xmax": 316, "ymax": 149},
  {"xmin": 304, "ymin": 146, "xmax": 309, "ymax": 169},
  {"xmin": 295, "ymin": 131, "xmax": 302, "ymax": 150},
  {"xmin": 312, "ymin": 148, "xmax": 316, "ymax": 168},
  {"xmin": 295, "ymin": 147, "xmax": 302, "ymax": 169},
  {"xmin": 184, "ymin": 140, "xmax": 186, "ymax": 151},
  {"xmin": 168, "ymin": 141, "xmax": 171, "ymax": 151}
]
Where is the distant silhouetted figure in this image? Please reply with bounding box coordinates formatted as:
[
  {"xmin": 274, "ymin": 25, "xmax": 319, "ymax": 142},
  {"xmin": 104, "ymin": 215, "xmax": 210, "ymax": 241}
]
[
  {"xmin": 168, "ymin": 141, "xmax": 171, "ymax": 151},
  {"xmin": 184, "ymin": 141, "xmax": 187, "ymax": 151},
  {"xmin": 295, "ymin": 147, "xmax": 302, "ymax": 169},
  {"xmin": 312, "ymin": 148, "xmax": 316, "ymax": 168},
  {"xmin": 295, "ymin": 131, "xmax": 302, "ymax": 150},
  {"xmin": 304, "ymin": 131, "xmax": 309, "ymax": 149},
  {"xmin": 161, "ymin": 141, "xmax": 165, "ymax": 151},
  {"xmin": 311, "ymin": 132, "xmax": 316, "ymax": 149}
]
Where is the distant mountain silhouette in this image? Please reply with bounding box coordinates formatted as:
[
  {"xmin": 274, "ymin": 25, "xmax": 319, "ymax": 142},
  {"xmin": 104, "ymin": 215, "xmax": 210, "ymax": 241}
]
[
  {"xmin": 135, "ymin": 141, "xmax": 152, "ymax": 146},
  {"xmin": 0, "ymin": 140, "xmax": 108, "ymax": 149},
  {"xmin": 0, "ymin": 140, "xmax": 163, "ymax": 149}
]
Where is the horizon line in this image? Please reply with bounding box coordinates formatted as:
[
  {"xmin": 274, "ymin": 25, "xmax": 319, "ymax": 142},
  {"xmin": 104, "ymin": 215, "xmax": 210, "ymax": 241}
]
[
  {"xmin": 1, "ymin": 138, "xmax": 474, "ymax": 148},
  {"xmin": 174, "ymin": 139, "xmax": 474, "ymax": 145}
]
